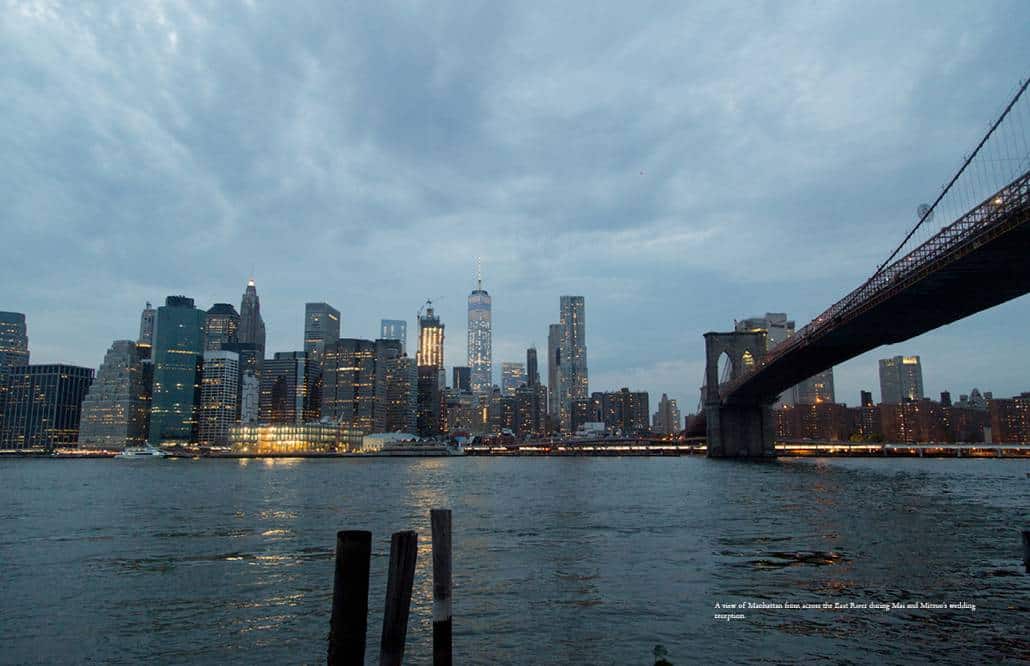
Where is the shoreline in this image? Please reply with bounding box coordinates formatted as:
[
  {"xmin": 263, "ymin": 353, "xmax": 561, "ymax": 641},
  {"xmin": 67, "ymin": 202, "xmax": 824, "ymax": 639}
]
[{"xmin": 2, "ymin": 446, "xmax": 1029, "ymax": 460}]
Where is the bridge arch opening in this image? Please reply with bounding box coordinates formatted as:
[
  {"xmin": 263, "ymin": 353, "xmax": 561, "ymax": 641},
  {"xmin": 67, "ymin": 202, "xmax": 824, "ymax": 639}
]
[
  {"xmin": 741, "ymin": 350, "xmax": 756, "ymax": 372},
  {"xmin": 717, "ymin": 351, "xmax": 733, "ymax": 386}
]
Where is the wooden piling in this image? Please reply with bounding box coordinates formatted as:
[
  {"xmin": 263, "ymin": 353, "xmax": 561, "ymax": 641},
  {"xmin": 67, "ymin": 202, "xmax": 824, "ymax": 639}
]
[
  {"xmin": 329, "ymin": 530, "xmax": 372, "ymax": 666},
  {"xmin": 431, "ymin": 509, "xmax": 453, "ymax": 666},
  {"xmin": 379, "ymin": 530, "xmax": 418, "ymax": 666},
  {"xmin": 1022, "ymin": 530, "xmax": 1030, "ymax": 573}
]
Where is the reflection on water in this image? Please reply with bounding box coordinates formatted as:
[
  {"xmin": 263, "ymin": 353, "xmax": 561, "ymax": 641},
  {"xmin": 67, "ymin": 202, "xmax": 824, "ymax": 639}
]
[{"xmin": 0, "ymin": 457, "xmax": 1027, "ymax": 664}]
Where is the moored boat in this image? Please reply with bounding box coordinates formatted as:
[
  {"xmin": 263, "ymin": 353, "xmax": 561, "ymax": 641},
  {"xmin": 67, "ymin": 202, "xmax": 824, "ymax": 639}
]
[{"xmin": 113, "ymin": 445, "xmax": 168, "ymax": 459}]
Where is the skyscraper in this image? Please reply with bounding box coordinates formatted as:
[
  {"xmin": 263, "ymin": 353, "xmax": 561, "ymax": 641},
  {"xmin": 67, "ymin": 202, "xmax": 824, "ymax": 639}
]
[
  {"xmin": 78, "ymin": 340, "xmax": 150, "ymax": 450},
  {"xmin": 452, "ymin": 367, "xmax": 472, "ymax": 393},
  {"xmin": 198, "ymin": 350, "xmax": 239, "ymax": 447},
  {"xmin": 149, "ymin": 296, "xmax": 205, "ymax": 447},
  {"xmin": 558, "ymin": 296, "xmax": 588, "ymax": 432},
  {"xmin": 526, "ymin": 347, "xmax": 539, "ymax": 386},
  {"xmin": 501, "ymin": 362, "xmax": 526, "ymax": 397},
  {"xmin": 0, "ymin": 311, "xmax": 29, "ymax": 420},
  {"xmin": 467, "ymin": 264, "xmax": 492, "ymax": 395},
  {"xmin": 380, "ymin": 319, "xmax": 407, "ymax": 355},
  {"xmin": 794, "ymin": 369, "xmax": 836, "ymax": 405},
  {"xmin": 137, "ymin": 302, "xmax": 156, "ymax": 351},
  {"xmin": 879, "ymin": 355, "xmax": 924, "ymax": 404},
  {"xmin": 322, "ymin": 338, "xmax": 376, "ymax": 430},
  {"xmin": 386, "ymin": 356, "xmax": 418, "ymax": 433},
  {"xmin": 0, "ymin": 311, "xmax": 29, "ymax": 369},
  {"xmin": 417, "ymin": 301, "xmax": 444, "ymax": 369},
  {"xmin": 204, "ymin": 303, "xmax": 240, "ymax": 351},
  {"xmin": 417, "ymin": 365, "xmax": 443, "ymax": 436},
  {"xmin": 259, "ymin": 352, "xmax": 321, "ymax": 424},
  {"xmin": 239, "ymin": 278, "xmax": 266, "ymax": 367},
  {"xmin": 305, "ymin": 302, "xmax": 341, "ymax": 367},
  {"xmin": 240, "ymin": 370, "xmax": 259, "ymax": 424},
  {"xmin": 547, "ymin": 324, "xmax": 561, "ymax": 420},
  {"xmin": 652, "ymin": 393, "xmax": 682, "ymax": 435},
  {"xmin": 373, "ymin": 339, "xmax": 403, "ymax": 432},
  {"xmin": 1, "ymin": 364, "xmax": 93, "ymax": 450}
]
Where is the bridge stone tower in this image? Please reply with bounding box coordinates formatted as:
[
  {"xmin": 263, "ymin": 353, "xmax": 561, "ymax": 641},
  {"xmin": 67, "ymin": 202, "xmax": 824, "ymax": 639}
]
[{"xmin": 703, "ymin": 331, "xmax": 777, "ymax": 459}]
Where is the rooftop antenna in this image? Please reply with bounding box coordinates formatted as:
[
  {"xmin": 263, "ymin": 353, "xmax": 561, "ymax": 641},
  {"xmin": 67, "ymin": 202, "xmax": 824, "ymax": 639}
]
[{"xmin": 476, "ymin": 256, "xmax": 482, "ymax": 291}]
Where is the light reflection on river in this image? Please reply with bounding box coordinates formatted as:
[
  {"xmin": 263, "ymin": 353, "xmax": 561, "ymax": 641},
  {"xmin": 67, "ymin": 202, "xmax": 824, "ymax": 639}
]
[{"xmin": 0, "ymin": 457, "xmax": 1027, "ymax": 664}]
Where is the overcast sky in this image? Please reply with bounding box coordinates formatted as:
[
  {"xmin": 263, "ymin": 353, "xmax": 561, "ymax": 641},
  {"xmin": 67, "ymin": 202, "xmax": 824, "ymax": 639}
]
[{"xmin": 3, "ymin": 1, "xmax": 1029, "ymax": 411}]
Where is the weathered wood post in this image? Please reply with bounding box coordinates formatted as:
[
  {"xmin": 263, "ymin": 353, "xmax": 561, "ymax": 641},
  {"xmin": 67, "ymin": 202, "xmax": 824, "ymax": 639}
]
[
  {"xmin": 1022, "ymin": 530, "xmax": 1030, "ymax": 573},
  {"xmin": 329, "ymin": 530, "xmax": 372, "ymax": 666},
  {"xmin": 379, "ymin": 530, "xmax": 418, "ymax": 666},
  {"xmin": 431, "ymin": 509, "xmax": 453, "ymax": 665}
]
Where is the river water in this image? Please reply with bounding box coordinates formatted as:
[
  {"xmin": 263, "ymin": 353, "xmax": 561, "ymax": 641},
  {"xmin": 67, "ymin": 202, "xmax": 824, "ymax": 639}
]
[{"xmin": 1, "ymin": 457, "xmax": 1027, "ymax": 664}]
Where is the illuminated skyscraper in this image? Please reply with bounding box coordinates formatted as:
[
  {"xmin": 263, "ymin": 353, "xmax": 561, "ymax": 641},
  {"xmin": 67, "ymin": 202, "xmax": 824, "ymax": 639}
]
[
  {"xmin": 501, "ymin": 362, "xmax": 526, "ymax": 397},
  {"xmin": 879, "ymin": 356, "xmax": 924, "ymax": 404},
  {"xmin": 380, "ymin": 319, "xmax": 407, "ymax": 355},
  {"xmin": 198, "ymin": 350, "xmax": 239, "ymax": 447},
  {"xmin": 322, "ymin": 338, "xmax": 375, "ymax": 430},
  {"xmin": 1, "ymin": 364, "xmax": 93, "ymax": 450},
  {"xmin": 558, "ymin": 296, "xmax": 588, "ymax": 432},
  {"xmin": 467, "ymin": 263, "xmax": 492, "ymax": 395},
  {"xmin": 259, "ymin": 352, "xmax": 321, "ymax": 424},
  {"xmin": 78, "ymin": 340, "xmax": 150, "ymax": 450},
  {"xmin": 149, "ymin": 296, "xmax": 205, "ymax": 447},
  {"xmin": 305, "ymin": 302, "xmax": 341, "ymax": 367},
  {"xmin": 204, "ymin": 303, "xmax": 240, "ymax": 351},
  {"xmin": 0, "ymin": 311, "xmax": 29, "ymax": 369},
  {"xmin": 417, "ymin": 301, "xmax": 444, "ymax": 369},
  {"xmin": 0, "ymin": 311, "xmax": 29, "ymax": 418},
  {"xmin": 386, "ymin": 355, "xmax": 417, "ymax": 433},
  {"xmin": 238, "ymin": 278, "xmax": 266, "ymax": 367}
]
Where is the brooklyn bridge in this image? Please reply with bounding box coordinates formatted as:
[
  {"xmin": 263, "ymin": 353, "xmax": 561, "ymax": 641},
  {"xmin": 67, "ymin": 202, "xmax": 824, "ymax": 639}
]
[{"xmin": 702, "ymin": 78, "xmax": 1030, "ymax": 458}]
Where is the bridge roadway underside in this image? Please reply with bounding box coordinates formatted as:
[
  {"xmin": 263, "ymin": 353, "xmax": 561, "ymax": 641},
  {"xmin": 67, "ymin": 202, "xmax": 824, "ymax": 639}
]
[{"xmin": 727, "ymin": 206, "xmax": 1030, "ymax": 406}]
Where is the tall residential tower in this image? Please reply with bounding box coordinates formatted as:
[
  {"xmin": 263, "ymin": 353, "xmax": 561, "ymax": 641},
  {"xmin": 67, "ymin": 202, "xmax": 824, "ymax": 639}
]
[{"xmin": 558, "ymin": 296, "xmax": 588, "ymax": 432}]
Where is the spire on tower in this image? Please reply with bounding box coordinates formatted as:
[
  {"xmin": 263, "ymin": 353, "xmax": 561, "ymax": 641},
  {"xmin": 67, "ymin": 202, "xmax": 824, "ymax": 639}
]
[{"xmin": 476, "ymin": 257, "xmax": 482, "ymax": 291}]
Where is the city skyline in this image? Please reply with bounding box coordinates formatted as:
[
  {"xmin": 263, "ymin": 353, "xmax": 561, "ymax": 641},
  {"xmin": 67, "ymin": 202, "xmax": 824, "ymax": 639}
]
[{"xmin": 3, "ymin": 4, "xmax": 1030, "ymax": 410}]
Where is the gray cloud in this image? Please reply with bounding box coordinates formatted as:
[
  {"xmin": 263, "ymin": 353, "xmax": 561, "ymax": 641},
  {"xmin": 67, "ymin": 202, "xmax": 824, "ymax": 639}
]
[{"xmin": 2, "ymin": 0, "xmax": 1028, "ymax": 409}]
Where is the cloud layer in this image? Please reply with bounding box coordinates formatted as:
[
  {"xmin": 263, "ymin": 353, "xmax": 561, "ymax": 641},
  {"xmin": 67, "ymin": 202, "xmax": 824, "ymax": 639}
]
[{"xmin": 3, "ymin": 0, "xmax": 1029, "ymax": 409}]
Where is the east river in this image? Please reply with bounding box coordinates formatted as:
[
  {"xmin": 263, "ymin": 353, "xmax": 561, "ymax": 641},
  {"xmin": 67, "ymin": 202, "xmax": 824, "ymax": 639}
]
[{"xmin": 1, "ymin": 457, "xmax": 1027, "ymax": 664}]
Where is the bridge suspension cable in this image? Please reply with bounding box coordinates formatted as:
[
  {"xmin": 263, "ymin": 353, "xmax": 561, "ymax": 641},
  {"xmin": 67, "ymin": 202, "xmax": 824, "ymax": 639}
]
[
  {"xmin": 866, "ymin": 77, "xmax": 1030, "ymax": 289},
  {"xmin": 717, "ymin": 74, "xmax": 1030, "ymax": 398}
]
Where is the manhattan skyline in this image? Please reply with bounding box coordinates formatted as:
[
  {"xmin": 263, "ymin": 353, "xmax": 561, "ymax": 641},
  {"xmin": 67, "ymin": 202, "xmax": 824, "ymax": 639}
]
[{"xmin": 3, "ymin": 3, "xmax": 1029, "ymax": 409}]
